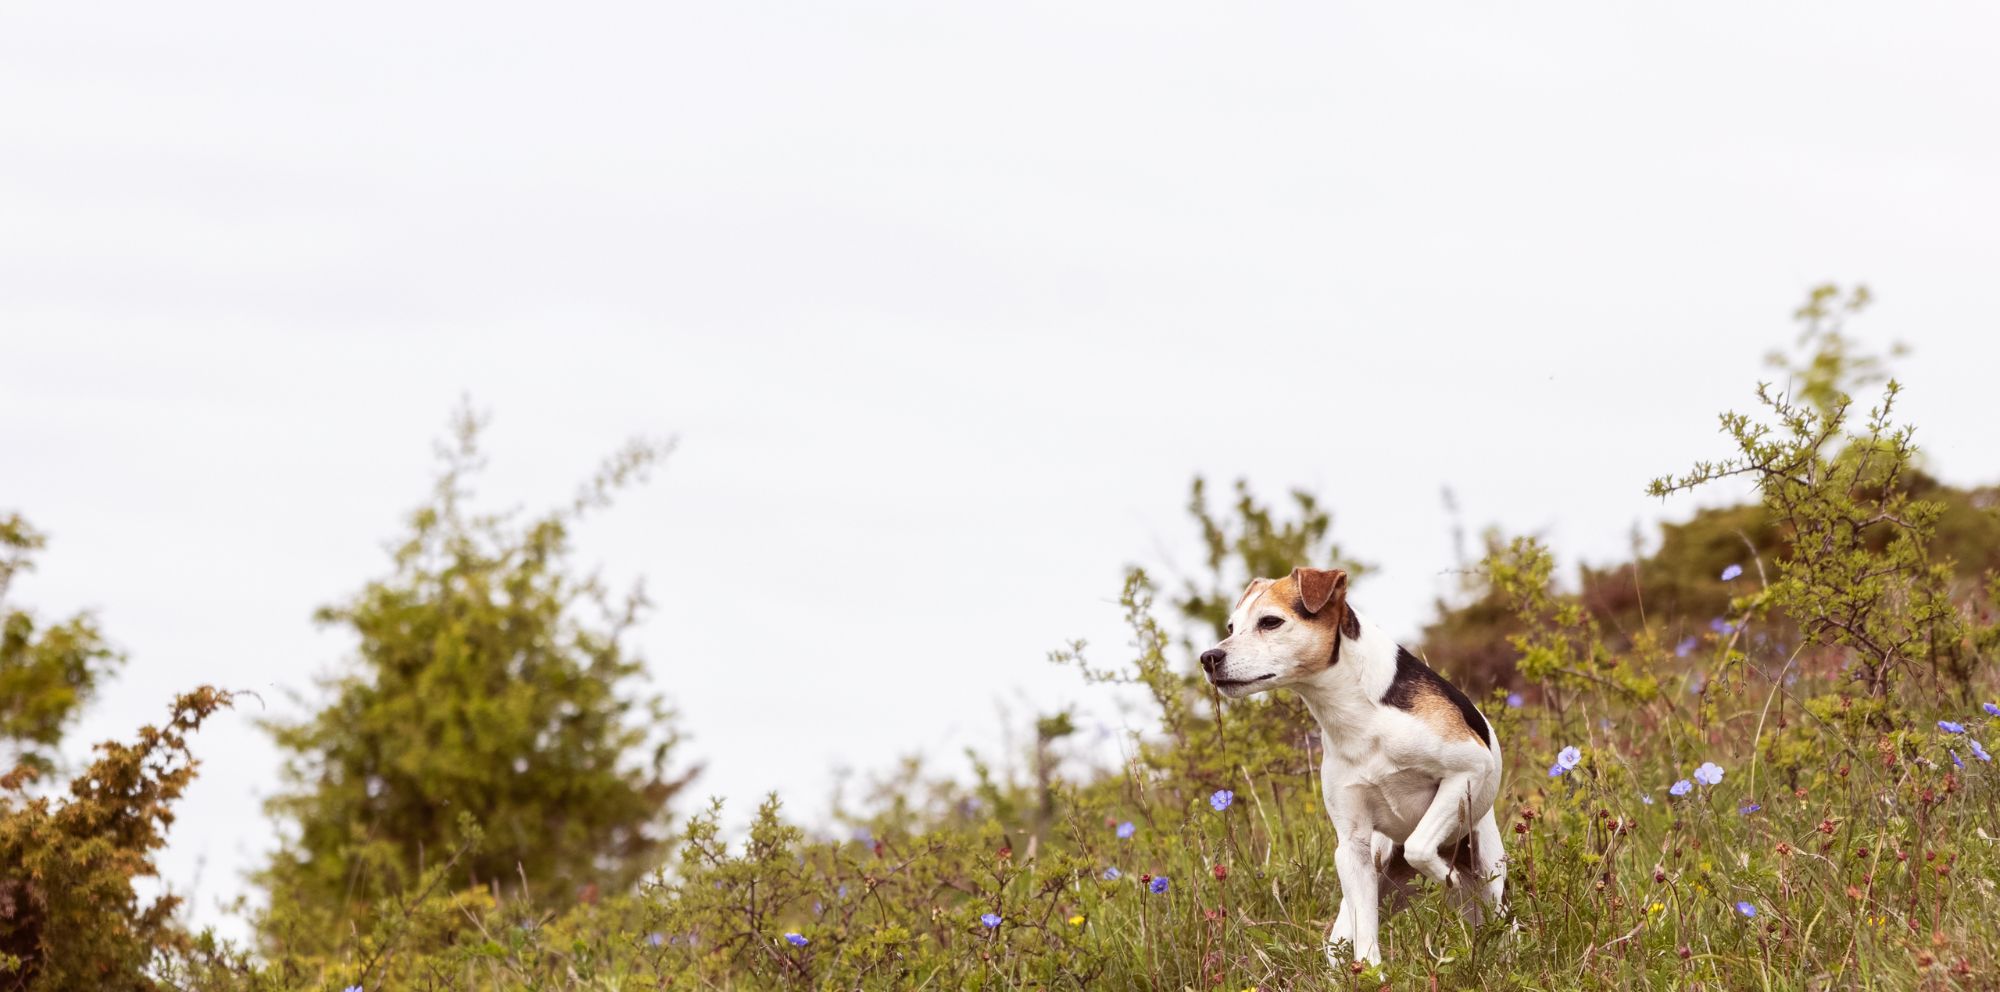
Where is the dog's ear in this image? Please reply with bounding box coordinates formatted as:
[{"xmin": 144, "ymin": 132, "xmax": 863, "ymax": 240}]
[{"xmin": 1290, "ymin": 567, "xmax": 1348, "ymax": 618}]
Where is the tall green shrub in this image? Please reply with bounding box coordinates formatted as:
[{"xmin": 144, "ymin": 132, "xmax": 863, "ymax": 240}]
[{"xmin": 256, "ymin": 407, "xmax": 695, "ymax": 953}]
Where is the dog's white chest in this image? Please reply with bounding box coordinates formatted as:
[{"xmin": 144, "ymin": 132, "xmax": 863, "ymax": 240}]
[{"xmin": 1326, "ymin": 755, "xmax": 1440, "ymax": 841}]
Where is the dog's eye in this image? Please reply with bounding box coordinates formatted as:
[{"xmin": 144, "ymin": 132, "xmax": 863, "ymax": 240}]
[
  {"xmin": 1225, "ymin": 623, "xmax": 1234, "ymax": 635},
  {"xmin": 1257, "ymin": 616, "xmax": 1284, "ymax": 631}
]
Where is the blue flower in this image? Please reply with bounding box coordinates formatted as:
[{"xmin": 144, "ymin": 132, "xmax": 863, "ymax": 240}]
[
  {"xmin": 1938, "ymin": 720, "xmax": 1966, "ymax": 734},
  {"xmin": 1149, "ymin": 876, "xmax": 1170, "ymax": 894},
  {"xmin": 1984, "ymin": 702, "xmax": 2000, "ymax": 718},
  {"xmin": 1721, "ymin": 564, "xmax": 1743, "ymax": 581},
  {"xmin": 837, "ymin": 884, "xmax": 847, "ymax": 899},
  {"xmin": 1210, "ymin": 789, "xmax": 1234, "ymax": 812},
  {"xmin": 1971, "ymin": 740, "xmax": 1991, "ymax": 763},
  {"xmin": 1558, "ymin": 745, "xmax": 1582, "ymax": 769},
  {"xmin": 1506, "ymin": 692, "xmax": 1524, "ymax": 708},
  {"xmin": 1640, "ymin": 793, "xmax": 1655, "ymax": 805},
  {"xmin": 343, "ymin": 987, "xmax": 362, "ymax": 992},
  {"xmin": 1708, "ymin": 617, "xmax": 1736, "ymax": 635},
  {"xmin": 646, "ymin": 932, "xmax": 664, "ymax": 947},
  {"xmin": 1668, "ymin": 779, "xmax": 1693, "ymax": 797},
  {"xmin": 1102, "ymin": 866, "xmax": 1121, "ymax": 881},
  {"xmin": 1693, "ymin": 762, "xmax": 1725, "ymax": 786},
  {"xmin": 1736, "ymin": 901, "xmax": 1756, "ymax": 918},
  {"xmin": 1950, "ymin": 750, "xmax": 1963, "ymax": 769},
  {"xmin": 1115, "ymin": 821, "xmax": 1136, "ymax": 839},
  {"xmin": 784, "ymin": 933, "xmax": 809, "ymax": 947},
  {"xmin": 1675, "ymin": 636, "xmax": 1698, "ymax": 658},
  {"xmin": 1739, "ymin": 803, "xmax": 1762, "ymax": 815},
  {"xmin": 980, "ymin": 913, "xmax": 1002, "ymax": 928}
]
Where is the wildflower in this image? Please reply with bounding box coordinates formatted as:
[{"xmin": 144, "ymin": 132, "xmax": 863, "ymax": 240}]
[
  {"xmin": 1068, "ymin": 914, "xmax": 1085, "ymax": 926},
  {"xmin": 1693, "ymin": 762, "xmax": 1725, "ymax": 786},
  {"xmin": 1640, "ymin": 793, "xmax": 1655, "ymax": 805},
  {"xmin": 1971, "ymin": 740, "xmax": 1991, "ymax": 762},
  {"xmin": 343, "ymin": 987, "xmax": 362, "ymax": 992},
  {"xmin": 1721, "ymin": 564, "xmax": 1743, "ymax": 581},
  {"xmin": 646, "ymin": 932, "xmax": 664, "ymax": 947},
  {"xmin": 837, "ymin": 884, "xmax": 847, "ymax": 899},
  {"xmin": 1115, "ymin": 821, "xmax": 1136, "ymax": 839},
  {"xmin": 1102, "ymin": 867, "xmax": 1121, "ymax": 881},
  {"xmin": 1984, "ymin": 702, "xmax": 2000, "ymax": 717},
  {"xmin": 1739, "ymin": 803, "xmax": 1762, "ymax": 815},
  {"xmin": 1210, "ymin": 789, "xmax": 1235, "ymax": 812},
  {"xmin": 980, "ymin": 913, "xmax": 1002, "ymax": 929},
  {"xmin": 1674, "ymin": 636, "xmax": 1698, "ymax": 658},
  {"xmin": 783, "ymin": 933, "xmax": 809, "ymax": 947},
  {"xmin": 1708, "ymin": 617, "xmax": 1736, "ymax": 635},
  {"xmin": 1212, "ymin": 864, "xmax": 1229, "ymax": 880},
  {"xmin": 1647, "ymin": 902, "xmax": 1664, "ymax": 915},
  {"xmin": 1506, "ymin": 692, "xmax": 1524, "ymax": 708},
  {"xmin": 1938, "ymin": 720, "xmax": 1966, "ymax": 734},
  {"xmin": 1669, "ymin": 779, "xmax": 1693, "ymax": 797},
  {"xmin": 1736, "ymin": 901, "xmax": 1756, "ymax": 918},
  {"xmin": 1548, "ymin": 745, "xmax": 1582, "ymax": 778},
  {"xmin": 1150, "ymin": 876, "xmax": 1170, "ymax": 894}
]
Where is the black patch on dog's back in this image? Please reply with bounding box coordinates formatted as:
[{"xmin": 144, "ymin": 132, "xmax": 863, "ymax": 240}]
[{"xmin": 1381, "ymin": 647, "xmax": 1491, "ymax": 744}]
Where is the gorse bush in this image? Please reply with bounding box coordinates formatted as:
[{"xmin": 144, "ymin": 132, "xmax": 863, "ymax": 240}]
[
  {"xmin": 255, "ymin": 405, "xmax": 695, "ymax": 959},
  {"xmin": 8, "ymin": 287, "xmax": 1999, "ymax": 990}
]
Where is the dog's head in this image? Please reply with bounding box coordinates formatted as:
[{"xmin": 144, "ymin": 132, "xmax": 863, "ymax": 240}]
[{"xmin": 1199, "ymin": 567, "xmax": 1351, "ymax": 697}]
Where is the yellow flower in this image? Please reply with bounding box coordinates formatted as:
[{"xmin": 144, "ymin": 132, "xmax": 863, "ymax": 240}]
[
  {"xmin": 1068, "ymin": 915, "xmax": 1085, "ymax": 927},
  {"xmin": 1647, "ymin": 902, "xmax": 1664, "ymax": 915}
]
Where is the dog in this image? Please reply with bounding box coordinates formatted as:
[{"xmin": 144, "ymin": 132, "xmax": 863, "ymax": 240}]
[{"xmin": 1199, "ymin": 566, "xmax": 1504, "ymax": 965}]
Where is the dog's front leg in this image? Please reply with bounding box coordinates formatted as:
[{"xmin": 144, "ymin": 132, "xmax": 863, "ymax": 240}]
[{"xmin": 1329, "ymin": 833, "xmax": 1382, "ymax": 965}]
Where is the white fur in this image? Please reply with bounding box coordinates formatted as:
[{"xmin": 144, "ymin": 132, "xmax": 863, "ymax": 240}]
[{"xmin": 1207, "ymin": 597, "xmax": 1505, "ymax": 966}]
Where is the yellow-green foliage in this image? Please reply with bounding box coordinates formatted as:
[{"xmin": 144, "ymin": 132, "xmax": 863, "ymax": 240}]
[
  {"xmin": 0, "ymin": 515, "xmax": 122, "ymax": 776},
  {"xmin": 13, "ymin": 289, "xmax": 2000, "ymax": 990},
  {"xmin": 255, "ymin": 406, "xmax": 695, "ymax": 957}
]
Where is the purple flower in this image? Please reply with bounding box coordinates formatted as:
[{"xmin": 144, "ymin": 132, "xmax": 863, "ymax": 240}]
[
  {"xmin": 1115, "ymin": 821, "xmax": 1136, "ymax": 839},
  {"xmin": 1736, "ymin": 901, "xmax": 1756, "ymax": 918},
  {"xmin": 1210, "ymin": 789, "xmax": 1234, "ymax": 812},
  {"xmin": 1548, "ymin": 745, "xmax": 1582, "ymax": 778},
  {"xmin": 1709, "ymin": 618, "xmax": 1736, "ymax": 636},
  {"xmin": 343, "ymin": 987, "xmax": 362, "ymax": 992},
  {"xmin": 1950, "ymin": 750, "xmax": 1963, "ymax": 768},
  {"xmin": 784, "ymin": 933, "xmax": 809, "ymax": 947},
  {"xmin": 1983, "ymin": 702, "xmax": 2000, "ymax": 718},
  {"xmin": 1721, "ymin": 564, "xmax": 1743, "ymax": 581},
  {"xmin": 1693, "ymin": 762, "xmax": 1725, "ymax": 786},
  {"xmin": 1640, "ymin": 793, "xmax": 1655, "ymax": 805},
  {"xmin": 646, "ymin": 932, "xmax": 664, "ymax": 947},
  {"xmin": 1971, "ymin": 740, "xmax": 1991, "ymax": 762},
  {"xmin": 1939, "ymin": 720, "xmax": 1966, "ymax": 734},
  {"xmin": 1149, "ymin": 876, "xmax": 1170, "ymax": 894},
  {"xmin": 1675, "ymin": 636, "xmax": 1698, "ymax": 658},
  {"xmin": 1506, "ymin": 692, "xmax": 1524, "ymax": 708},
  {"xmin": 980, "ymin": 913, "xmax": 1002, "ymax": 928},
  {"xmin": 1102, "ymin": 866, "xmax": 1121, "ymax": 881},
  {"xmin": 1739, "ymin": 803, "xmax": 1762, "ymax": 815},
  {"xmin": 1668, "ymin": 779, "xmax": 1693, "ymax": 797}
]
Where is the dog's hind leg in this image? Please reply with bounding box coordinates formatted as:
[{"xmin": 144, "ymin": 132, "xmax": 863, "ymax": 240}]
[
  {"xmin": 1445, "ymin": 807, "xmax": 1506, "ymax": 924},
  {"xmin": 1374, "ymin": 834, "xmax": 1419, "ymax": 914}
]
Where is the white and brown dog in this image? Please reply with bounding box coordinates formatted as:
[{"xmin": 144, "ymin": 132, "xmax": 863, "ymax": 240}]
[{"xmin": 1200, "ymin": 567, "xmax": 1504, "ymax": 965}]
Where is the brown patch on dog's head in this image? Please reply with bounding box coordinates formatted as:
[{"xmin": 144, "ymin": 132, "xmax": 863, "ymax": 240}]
[{"xmin": 1289, "ymin": 567, "xmax": 1349, "ymax": 620}]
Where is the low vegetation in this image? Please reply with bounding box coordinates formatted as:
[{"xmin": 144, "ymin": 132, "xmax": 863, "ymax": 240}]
[{"xmin": 4, "ymin": 287, "xmax": 1996, "ymax": 990}]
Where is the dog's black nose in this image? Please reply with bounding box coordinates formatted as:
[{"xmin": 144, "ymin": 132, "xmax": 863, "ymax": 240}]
[{"xmin": 1199, "ymin": 649, "xmax": 1226, "ymax": 674}]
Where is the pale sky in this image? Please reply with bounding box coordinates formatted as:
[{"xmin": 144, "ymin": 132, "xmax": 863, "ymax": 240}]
[{"xmin": 5, "ymin": 2, "xmax": 1998, "ymax": 940}]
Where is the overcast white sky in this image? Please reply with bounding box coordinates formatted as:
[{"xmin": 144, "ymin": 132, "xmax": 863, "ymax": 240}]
[{"xmin": 5, "ymin": 1, "xmax": 1999, "ymax": 939}]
